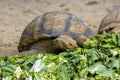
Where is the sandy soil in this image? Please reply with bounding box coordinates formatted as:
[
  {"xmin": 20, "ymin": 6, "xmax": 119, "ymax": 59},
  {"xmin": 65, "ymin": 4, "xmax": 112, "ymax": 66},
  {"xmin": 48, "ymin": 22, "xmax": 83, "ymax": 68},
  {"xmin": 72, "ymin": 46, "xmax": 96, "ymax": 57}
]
[{"xmin": 0, "ymin": 0, "xmax": 119, "ymax": 56}]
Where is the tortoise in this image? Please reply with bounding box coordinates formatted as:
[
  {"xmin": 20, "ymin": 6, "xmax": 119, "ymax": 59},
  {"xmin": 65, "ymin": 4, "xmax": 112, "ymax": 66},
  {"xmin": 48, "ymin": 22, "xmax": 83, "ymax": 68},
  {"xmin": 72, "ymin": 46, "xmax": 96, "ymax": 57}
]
[
  {"xmin": 18, "ymin": 12, "xmax": 95, "ymax": 54},
  {"xmin": 99, "ymin": 7, "xmax": 120, "ymax": 34}
]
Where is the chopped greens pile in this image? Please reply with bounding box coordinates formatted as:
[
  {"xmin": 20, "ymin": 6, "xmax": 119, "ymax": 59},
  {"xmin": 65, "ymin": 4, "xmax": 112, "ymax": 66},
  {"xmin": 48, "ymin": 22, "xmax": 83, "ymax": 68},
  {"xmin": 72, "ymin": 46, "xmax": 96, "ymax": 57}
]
[{"xmin": 0, "ymin": 32, "xmax": 120, "ymax": 80}]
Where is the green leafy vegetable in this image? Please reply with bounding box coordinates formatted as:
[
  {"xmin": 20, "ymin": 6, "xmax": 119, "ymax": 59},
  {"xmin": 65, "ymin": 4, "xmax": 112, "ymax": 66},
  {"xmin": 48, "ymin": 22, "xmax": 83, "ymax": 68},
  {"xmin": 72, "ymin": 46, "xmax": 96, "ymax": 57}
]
[{"xmin": 0, "ymin": 32, "xmax": 120, "ymax": 80}]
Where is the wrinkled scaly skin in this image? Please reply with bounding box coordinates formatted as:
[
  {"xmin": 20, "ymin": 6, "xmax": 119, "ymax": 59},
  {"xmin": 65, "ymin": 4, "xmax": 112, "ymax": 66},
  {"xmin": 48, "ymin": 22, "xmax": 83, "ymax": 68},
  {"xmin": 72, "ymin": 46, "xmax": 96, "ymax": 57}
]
[
  {"xmin": 99, "ymin": 7, "xmax": 120, "ymax": 34},
  {"xmin": 18, "ymin": 12, "xmax": 95, "ymax": 54}
]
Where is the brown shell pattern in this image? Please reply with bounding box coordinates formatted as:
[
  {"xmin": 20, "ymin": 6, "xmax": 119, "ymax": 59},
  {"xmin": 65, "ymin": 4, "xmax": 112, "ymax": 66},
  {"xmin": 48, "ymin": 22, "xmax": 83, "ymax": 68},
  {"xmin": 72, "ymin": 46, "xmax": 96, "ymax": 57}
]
[{"xmin": 18, "ymin": 12, "xmax": 94, "ymax": 52}]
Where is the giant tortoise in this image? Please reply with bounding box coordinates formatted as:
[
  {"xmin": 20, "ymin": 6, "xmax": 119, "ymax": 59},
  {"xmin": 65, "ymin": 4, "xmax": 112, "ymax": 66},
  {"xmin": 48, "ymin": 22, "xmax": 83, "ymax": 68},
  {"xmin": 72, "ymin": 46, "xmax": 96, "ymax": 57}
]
[
  {"xmin": 99, "ymin": 7, "xmax": 120, "ymax": 34},
  {"xmin": 18, "ymin": 12, "xmax": 95, "ymax": 54}
]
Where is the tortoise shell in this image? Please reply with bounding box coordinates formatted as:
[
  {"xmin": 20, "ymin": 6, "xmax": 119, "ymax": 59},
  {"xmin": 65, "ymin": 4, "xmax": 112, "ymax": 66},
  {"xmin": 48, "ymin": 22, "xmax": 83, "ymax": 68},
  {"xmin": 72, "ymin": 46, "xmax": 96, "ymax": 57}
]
[
  {"xmin": 99, "ymin": 7, "xmax": 120, "ymax": 34},
  {"xmin": 18, "ymin": 12, "xmax": 95, "ymax": 52}
]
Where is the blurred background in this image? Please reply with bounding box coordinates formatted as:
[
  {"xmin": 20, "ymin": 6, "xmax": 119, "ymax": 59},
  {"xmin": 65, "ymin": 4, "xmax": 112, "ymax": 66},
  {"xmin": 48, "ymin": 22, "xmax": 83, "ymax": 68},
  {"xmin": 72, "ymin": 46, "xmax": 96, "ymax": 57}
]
[{"xmin": 0, "ymin": 0, "xmax": 119, "ymax": 55}]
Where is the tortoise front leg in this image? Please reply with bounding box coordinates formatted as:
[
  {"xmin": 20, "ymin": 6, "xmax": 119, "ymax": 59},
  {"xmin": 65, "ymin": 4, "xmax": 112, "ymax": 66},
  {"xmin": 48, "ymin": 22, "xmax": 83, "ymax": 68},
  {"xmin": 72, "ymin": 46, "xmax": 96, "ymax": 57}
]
[{"xmin": 53, "ymin": 34, "xmax": 78, "ymax": 50}]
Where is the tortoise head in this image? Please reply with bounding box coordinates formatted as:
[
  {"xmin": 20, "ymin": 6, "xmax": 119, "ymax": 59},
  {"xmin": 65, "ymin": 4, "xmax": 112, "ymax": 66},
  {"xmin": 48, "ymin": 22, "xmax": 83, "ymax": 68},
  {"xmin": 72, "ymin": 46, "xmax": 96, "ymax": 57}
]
[{"xmin": 54, "ymin": 34, "xmax": 78, "ymax": 50}]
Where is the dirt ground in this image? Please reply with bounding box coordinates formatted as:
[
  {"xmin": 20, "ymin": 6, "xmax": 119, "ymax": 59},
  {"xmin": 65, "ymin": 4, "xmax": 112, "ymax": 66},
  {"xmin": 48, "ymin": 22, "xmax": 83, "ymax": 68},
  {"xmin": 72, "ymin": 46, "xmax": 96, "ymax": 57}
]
[{"xmin": 0, "ymin": 0, "xmax": 120, "ymax": 56}]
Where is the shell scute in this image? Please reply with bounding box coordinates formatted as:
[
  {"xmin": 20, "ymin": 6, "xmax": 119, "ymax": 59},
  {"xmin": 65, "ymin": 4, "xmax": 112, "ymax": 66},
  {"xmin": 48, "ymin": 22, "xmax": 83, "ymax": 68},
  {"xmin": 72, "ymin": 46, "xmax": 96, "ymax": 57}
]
[{"xmin": 18, "ymin": 12, "xmax": 95, "ymax": 52}]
